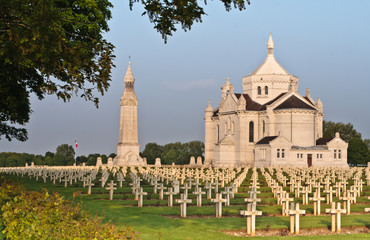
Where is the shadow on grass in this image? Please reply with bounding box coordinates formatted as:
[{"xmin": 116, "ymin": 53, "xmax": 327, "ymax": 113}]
[
  {"xmin": 318, "ymin": 219, "xmax": 331, "ymax": 230},
  {"xmin": 355, "ymin": 218, "xmax": 370, "ymax": 229}
]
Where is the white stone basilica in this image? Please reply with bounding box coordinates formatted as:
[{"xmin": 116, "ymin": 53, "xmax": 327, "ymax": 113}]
[{"xmin": 204, "ymin": 35, "xmax": 348, "ymax": 168}]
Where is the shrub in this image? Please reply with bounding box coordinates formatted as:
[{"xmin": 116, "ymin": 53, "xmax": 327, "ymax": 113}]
[
  {"xmin": 1, "ymin": 182, "xmax": 138, "ymax": 240},
  {"xmin": 0, "ymin": 177, "xmax": 25, "ymax": 206}
]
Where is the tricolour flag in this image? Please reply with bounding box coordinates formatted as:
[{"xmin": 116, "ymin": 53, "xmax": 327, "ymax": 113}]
[{"xmin": 75, "ymin": 139, "xmax": 78, "ymax": 148}]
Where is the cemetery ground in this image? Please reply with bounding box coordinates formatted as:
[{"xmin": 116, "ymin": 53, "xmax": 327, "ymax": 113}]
[{"xmin": 0, "ymin": 167, "xmax": 369, "ymax": 240}]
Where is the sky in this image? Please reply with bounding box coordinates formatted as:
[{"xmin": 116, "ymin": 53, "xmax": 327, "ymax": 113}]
[{"xmin": 1, "ymin": 0, "xmax": 370, "ymax": 156}]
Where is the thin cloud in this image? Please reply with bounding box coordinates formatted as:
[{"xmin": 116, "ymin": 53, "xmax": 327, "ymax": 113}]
[{"xmin": 162, "ymin": 79, "xmax": 217, "ymax": 92}]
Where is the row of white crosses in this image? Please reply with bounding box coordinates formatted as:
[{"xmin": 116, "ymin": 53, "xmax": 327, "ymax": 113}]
[
  {"xmin": 0, "ymin": 165, "xmax": 114, "ymax": 196},
  {"xmin": 133, "ymin": 166, "xmax": 247, "ymax": 218},
  {"xmin": 263, "ymin": 167, "xmax": 360, "ymax": 234},
  {"xmin": 1, "ymin": 165, "xmax": 369, "ymax": 234},
  {"xmin": 269, "ymin": 166, "xmax": 367, "ymax": 216},
  {"xmin": 130, "ymin": 167, "xmax": 241, "ymax": 212},
  {"xmin": 87, "ymin": 167, "xmax": 127, "ymax": 198},
  {"xmin": 238, "ymin": 168, "xmax": 263, "ymax": 236}
]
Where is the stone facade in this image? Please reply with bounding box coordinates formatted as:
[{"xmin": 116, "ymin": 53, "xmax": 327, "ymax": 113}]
[
  {"xmin": 114, "ymin": 61, "xmax": 145, "ymax": 166},
  {"xmin": 204, "ymin": 35, "xmax": 348, "ymax": 168}
]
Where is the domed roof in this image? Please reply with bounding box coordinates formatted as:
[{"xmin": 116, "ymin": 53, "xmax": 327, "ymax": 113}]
[{"xmin": 251, "ymin": 34, "xmax": 289, "ymax": 75}]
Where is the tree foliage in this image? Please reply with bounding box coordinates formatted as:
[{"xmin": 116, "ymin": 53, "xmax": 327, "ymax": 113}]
[
  {"xmin": 364, "ymin": 139, "xmax": 370, "ymax": 151},
  {"xmin": 323, "ymin": 121, "xmax": 361, "ymax": 142},
  {"xmin": 141, "ymin": 140, "xmax": 204, "ymax": 165},
  {"xmin": 347, "ymin": 138, "xmax": 369, "ymax": 166},
  {"xmin": 0, "ymin": 152, "xmax": 39, "ymax": 167},
  {"xmin": 130, "ymin": 0, "xmax": 251, "ymax": 42},
  {"xmin": 323, "ymin": 120, "xmax": 369, "ymax": 166},
  {"xmin": 0, "ymin": 0, "xmax": 115, "ymax": 141},
  {"xmin": 1, "ymin": 0, "xmax": 253, "ymax": 142},
  {"xmin": 55, "ymin": 144, "xmax": 74, "ymax": 158},
  {"xmin": 0, "ymin": 143, "xmax": 114, "ymax": 167},
  {"xmin": 141, "ymin": 143, "xmax": 163, "ymax": 164}
]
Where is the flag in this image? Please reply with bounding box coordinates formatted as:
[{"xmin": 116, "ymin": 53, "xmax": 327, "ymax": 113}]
[{"xmin": 75, "ymin": 139, "xmax": 78, "ymax": 148}]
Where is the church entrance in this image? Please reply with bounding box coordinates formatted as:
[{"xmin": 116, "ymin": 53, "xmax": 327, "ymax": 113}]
[{"xmin": 307, "ymin": 154, "xmax": 312, "ymax": 167}]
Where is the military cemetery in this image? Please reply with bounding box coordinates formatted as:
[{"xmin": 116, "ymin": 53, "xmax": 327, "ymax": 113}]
[
  {"xmin": 1, "ymin": 37, "xmax": 370, "ymax": 239},
  {"xmin": 0, "ymin": 163, "xmax": 369, "ymax": 239},
  {"xmin": 1, "ymin": 1, "xmax": 370, "ymax": 240}
]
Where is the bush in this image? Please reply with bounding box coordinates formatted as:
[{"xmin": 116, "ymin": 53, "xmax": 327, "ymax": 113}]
[
  {"xmin": 0, "ymin": 179, "xmax": 138, "ymax": 240},
  {"xmin": 0, "ymin": 177, "xmax": 25, "ymax": 206}
]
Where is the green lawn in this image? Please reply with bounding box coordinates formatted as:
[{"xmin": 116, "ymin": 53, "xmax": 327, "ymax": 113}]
[{"xmin": 1, "ymin": 174, "xmax": 369, "ymax": 240}]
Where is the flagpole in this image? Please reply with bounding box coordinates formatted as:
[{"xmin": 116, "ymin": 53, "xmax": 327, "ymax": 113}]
[{"xmin": 74, "ymin": 139, "xmax": 77, "ymax": 166}]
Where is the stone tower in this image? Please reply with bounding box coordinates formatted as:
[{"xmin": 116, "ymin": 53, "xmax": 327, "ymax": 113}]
[
  {"xmin": 204, "ymin": 99, "xmax": 214, "ymax": 166},
  {"xmin": 114, "ymin": 61, "xmax": 144, "ymax": 166}
]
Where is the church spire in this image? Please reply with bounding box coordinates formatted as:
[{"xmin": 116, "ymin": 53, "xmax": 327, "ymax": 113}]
[
  {"xmin": 267, "ymin": 33, "xmax": 274, "ymax": 56},
  {"xmin": 124, "ymin": 60, "xmax": 135, "ymax": 92},
  {"xmin": 124, "ymin": 60, "xmax": 135, "ymax": 83}
]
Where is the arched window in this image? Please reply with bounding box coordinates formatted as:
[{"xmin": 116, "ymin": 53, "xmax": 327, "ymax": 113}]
[
  {"xmin": 232, "ymin": 121, "xmax": 235, "ymax": 134},
  {"xmin": 262, "ymin": 120, "xmax": 266, "ymax": 135},
  {"xmin": 257, "ymin": 86, "xmax": 262, "ymax": 95},
  {"xmin": 249, "ymin": 121, "xmax": 254, "ymax": 142},
  {"xmin": 225, "ymin": 122, "xmax": 228, "ymax": 134},
  {"xmin": 217, "ymin": 125, "xmax": 220, "ymax": 142},
  {"xmin": 265, "ymin": 86, "xmax": 268, "ymax": 95}
]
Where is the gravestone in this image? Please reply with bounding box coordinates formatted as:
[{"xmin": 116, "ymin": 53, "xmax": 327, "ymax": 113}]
[
  {"xmin": 173, "ymin": 180, "xmax": 180, "ymax": 194},
  {"xmin": 86, "ymin": 179, "xmax": 95, "ymax": 195},
  {"xmin": 175, "ymin": 194, "xmax": 192, "ymax": 218},
  {"xmin": 137, "ymin": 187, "xmax": 148, "ymax": 207},
  {"xmin": 196, "ymin": 157, "xmax": 202, "ymax": 166},
  {"xmin": 193, "ymin": 187, "xmax": 206, "ymax": 207},
  {"xmin": 239, "ymin": 203, "xmax": 262, "ymax": 236},
  {"xmin": 155, "ymin": 158, "xmax": 161, "ymax": 166},
  {"xmin": 325, "ymin": 202, "xmax": 346, "ymax": 232},
  {"xmin": 189, "ymin": 156, "xmax": 196, "ymax": 166},
  {"xmin": 285, "ymin": 203, "xmax": 305, "ymax": 234},
  {"xmin": 105, "ymin": 180, "xmax": 117, "ymax": 200},
  {"xmin": 157, "ymin": 183, "xmax": 167, "ymax": 200},
  {"xmin": 281, "ymin": 193, "xmax": 293, "ymax": 216},
  {"xmin": 222, "ymin": 187, "xmax": 234, "ymax": 206},
  {"xmin": 309, "ymin": 192, "xmax": 324, "ymax": 216},
  {"xmin": 96, "ymin": 157, "xmax": 102, "ymax": 167},
  {"xmin": 107, "ymin": 158, "xmax": 113, "ymax": 167},
  {"xmin": 211, "ymin": 193, "xmax": 227, "ymax": 218},
  {"xmin": 165, "ymin": 187, "xmax": 176, "ymax": 207}
]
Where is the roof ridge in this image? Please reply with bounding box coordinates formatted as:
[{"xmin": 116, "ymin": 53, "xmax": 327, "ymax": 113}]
[{"xmin": 274, "ymin": 95, "xmax": 316, "ymax": 110}]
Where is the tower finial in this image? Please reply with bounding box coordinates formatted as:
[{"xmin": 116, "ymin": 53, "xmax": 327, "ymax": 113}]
[
  {"xmin": 205, "ymin": 99, "xmax": 213, "ymax": 112},
  {"xmin": 267, "ymin": 33, "xmax": 274, "ymax": 56},
  {"xmin": 124, "ymin": 58, "xmax": 134, "ymax": 83}
]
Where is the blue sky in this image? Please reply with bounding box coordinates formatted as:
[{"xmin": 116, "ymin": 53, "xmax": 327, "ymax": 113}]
[{"xmin": 1, "ymin": 0, "xmax": 369, "ymax": 156}]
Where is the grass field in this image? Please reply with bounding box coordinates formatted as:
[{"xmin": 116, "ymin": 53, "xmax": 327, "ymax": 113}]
[{"xmin": 1, "ymin": 172, "xmax": 370, "ymax": 240}]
